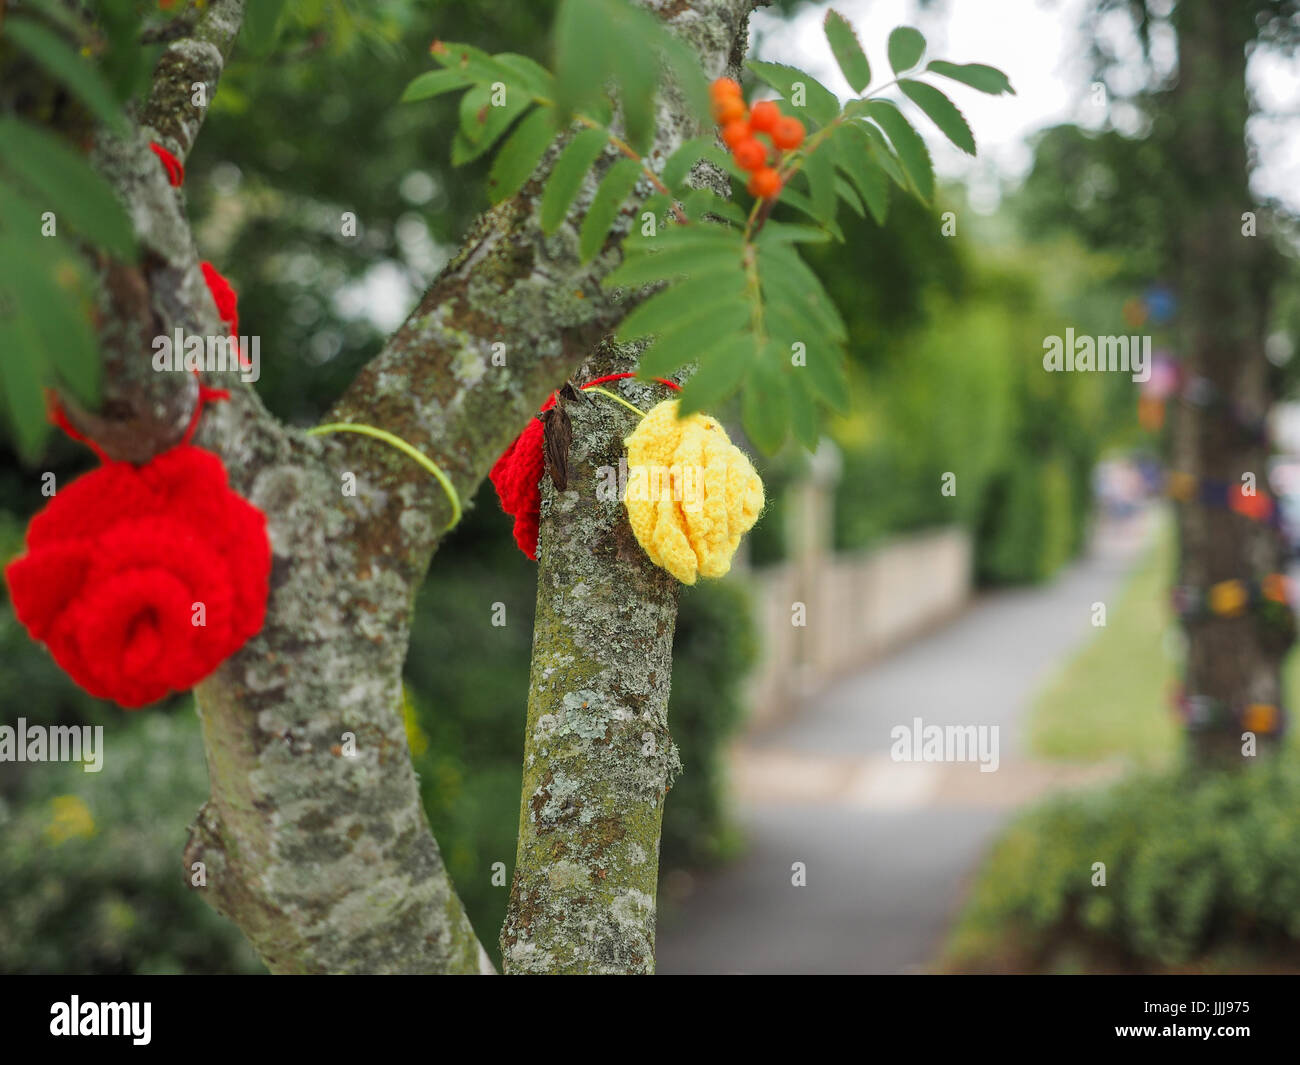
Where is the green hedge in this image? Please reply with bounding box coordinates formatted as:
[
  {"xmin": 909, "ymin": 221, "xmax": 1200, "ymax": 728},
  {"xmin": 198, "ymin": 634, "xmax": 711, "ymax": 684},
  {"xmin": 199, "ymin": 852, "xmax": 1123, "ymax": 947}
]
[
  {"xmin": 947, "ymin": 754, "xmax": 1300, "ymax": 970},
  {"xmin": 975, "ymin": 456, "xmax": 1076, "ymax": 584},
  {"xmin": 0, "ymin": 711, "xmax": 264, "ymax": 974}
]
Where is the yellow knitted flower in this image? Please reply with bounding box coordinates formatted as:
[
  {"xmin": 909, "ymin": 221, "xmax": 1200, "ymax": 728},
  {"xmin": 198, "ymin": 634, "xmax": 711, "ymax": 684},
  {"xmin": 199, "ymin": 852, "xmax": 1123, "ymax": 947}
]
[{"xmin": 623, "ymin": 399, "xmax": 764, "ymax": 585}]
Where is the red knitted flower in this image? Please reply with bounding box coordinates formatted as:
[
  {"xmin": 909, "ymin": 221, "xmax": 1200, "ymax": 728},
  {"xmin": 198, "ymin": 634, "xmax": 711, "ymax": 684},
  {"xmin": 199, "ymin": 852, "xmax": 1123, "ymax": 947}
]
[
  {"xmin": 150, "ymin": 141, "xmax": 185, "ymax": 187},
  {"xmin": 201, "ymin": 261, "xmax": 239, "ymax": 337},
  {"xmin": 489, "ymin": 374, "xmax": 681, "ymax": 560},
  {"xmin": 5, "ymin": 445, "xmax": 271, "ymax": 708}
]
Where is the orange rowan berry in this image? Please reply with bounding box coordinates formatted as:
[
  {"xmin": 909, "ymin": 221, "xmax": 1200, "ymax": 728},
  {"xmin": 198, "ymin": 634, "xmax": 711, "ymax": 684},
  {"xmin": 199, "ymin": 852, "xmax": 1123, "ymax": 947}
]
[
  {"xmin": 722, "ymin": 120, "xmax": 752, "ymax": 150},
  {"xmin": 713, "ymin": 95, "xmax": 746, "ymax": 124},
  {"xmin": 747, "ymin": 166, "xmax": 782, "ymax": 199},
  {"xmin": 749, "ymin": 100, "xmax": 780, "ymax": 133},
  {"xmin": 710, "ymin": 77, "xmax": 742, "ymax": 101},
  {"xmin": 771, "ymin": 116, "xmax": 805, "ymax": 151},
  {"xmin": 733, "ymin": 138, "xmax": 768, "ymax": 172}
]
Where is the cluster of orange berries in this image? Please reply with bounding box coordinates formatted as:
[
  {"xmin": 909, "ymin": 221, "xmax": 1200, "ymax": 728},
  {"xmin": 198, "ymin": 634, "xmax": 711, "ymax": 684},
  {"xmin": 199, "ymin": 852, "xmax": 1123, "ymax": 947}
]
[{"xmin": 710, "ymin": 77, "xmax": 805, "ymax": 200}]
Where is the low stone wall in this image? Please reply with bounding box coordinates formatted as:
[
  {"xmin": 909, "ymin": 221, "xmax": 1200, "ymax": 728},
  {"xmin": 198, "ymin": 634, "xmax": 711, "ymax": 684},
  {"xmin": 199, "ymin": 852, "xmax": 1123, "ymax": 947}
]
[{"xmin": 742, "ymin": 527, "xmax": 973, "ymax": 729}]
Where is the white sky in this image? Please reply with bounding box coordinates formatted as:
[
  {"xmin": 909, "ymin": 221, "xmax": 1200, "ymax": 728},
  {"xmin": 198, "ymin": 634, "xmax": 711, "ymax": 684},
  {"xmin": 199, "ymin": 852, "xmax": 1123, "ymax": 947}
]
[{"xmin": 750, "ymin": 0, "xmax": 1300, "ymax": 213}]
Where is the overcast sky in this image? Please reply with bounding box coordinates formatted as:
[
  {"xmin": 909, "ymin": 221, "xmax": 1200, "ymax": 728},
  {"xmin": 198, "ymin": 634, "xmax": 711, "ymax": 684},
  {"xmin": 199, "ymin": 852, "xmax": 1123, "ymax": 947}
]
[{"xmin": 750, "ymin": 0, "xmax": 1300, "ymax": 213}]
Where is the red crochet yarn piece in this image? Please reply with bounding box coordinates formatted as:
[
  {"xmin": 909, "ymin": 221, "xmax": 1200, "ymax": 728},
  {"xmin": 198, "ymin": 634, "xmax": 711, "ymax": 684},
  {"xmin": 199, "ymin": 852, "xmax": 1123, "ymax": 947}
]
[
  {"xmin": 5, "ymin": 445, "xmax": 271, "ymax": 709},
  {"xmin": 150, "ymin": 141, "xmax": 185, "ymax": 187},
  {"xmin": 490, "ymin": 404, "xmax": 550, "ymax": 560},
  {"xmin": 201, "ymin": 261, "xmax": 239, "ymax": 337},
  {"xmin": 489, "ymin": 374, "xmax": 681, "ymax": 560}
]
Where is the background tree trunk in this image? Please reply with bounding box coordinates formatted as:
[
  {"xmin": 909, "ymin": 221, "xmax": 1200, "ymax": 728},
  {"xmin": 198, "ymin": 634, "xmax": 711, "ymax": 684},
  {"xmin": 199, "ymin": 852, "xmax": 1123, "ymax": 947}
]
[{"xmin": 1168, "ymin": 1, "xmax": 1289, "ymax": 765}]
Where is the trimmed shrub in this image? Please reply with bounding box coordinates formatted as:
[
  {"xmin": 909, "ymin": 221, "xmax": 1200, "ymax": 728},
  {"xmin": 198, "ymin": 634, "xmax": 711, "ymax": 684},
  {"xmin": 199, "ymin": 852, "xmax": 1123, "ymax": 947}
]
[{"xmin": 947, "ymin": 754, "xmax": 1300, "ymax": 971}]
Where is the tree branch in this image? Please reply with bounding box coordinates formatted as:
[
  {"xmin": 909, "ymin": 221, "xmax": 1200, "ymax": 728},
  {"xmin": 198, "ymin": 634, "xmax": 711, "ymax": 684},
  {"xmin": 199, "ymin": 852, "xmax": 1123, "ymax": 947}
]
[
  {"xmin": 66, "ymin": 0, "xmax": 250, "ymax": 463},
  {"xmin": 501, "ymin": 353, "xmax": 682, "ymax": 974},
  {"xmin": 81, "ymin": 0, "xmax": 755, "ymax": 974}
]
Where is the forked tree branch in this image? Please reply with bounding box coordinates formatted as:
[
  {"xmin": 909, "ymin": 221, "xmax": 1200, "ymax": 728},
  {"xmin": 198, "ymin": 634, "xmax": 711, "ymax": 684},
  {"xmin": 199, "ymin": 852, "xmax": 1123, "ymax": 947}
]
[{"xmin": 79, "ymin": 0, "xmax": 755, "ymax": 973}]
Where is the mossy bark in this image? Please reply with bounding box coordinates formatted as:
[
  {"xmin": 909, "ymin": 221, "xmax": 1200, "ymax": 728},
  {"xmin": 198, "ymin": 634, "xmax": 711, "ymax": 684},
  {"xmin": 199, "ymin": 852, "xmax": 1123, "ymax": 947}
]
[
  {"xmin": 72, "ymin": 0, "xmax": 755, "ymax": 974},
  {"xmin": 502, "ymin": 356, "xmax": 682, "ymax": 974}
]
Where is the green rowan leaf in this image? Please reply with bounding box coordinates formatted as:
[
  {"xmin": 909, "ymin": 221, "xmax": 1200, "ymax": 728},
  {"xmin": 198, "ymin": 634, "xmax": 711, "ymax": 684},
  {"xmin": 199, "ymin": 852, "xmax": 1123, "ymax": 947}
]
[
  {"xmin": 431, "ymin": 41, "xmax": 523, "ymax": 88},
  {"xmin": 900, "ymin": 79, "xmax": 976, "ymax": 154},
  {"xmin": 745, "ymin": 60, "xmax": 840, "ymax": 126},
  {"xmin": 603, "ymin": 243, "xmax": 743, "ymax": 288},
  {"xmin": 637, "ymin": 298, "xmax": 751, "ymax": 380},
  {"xmin": 925, "ymin": 60, "xmax": 1015, "ymax": 96},
  {"xmin": 682, "ymin": 187, "xmax": 747, "ymax": 226},
  {"xmin": 539, "ymin": 127, "xmax": 610, "ymax": 235},
  {"xmin": 759, "ymin": 242, "xmax": 847, "ymax": 343},
  {"xmin": 0, "ymin": 118, "xmax": 135, "ymax": 260},
  {"xmin": 835, "ymin": 176, "xmax": 866, "ymax": 218},
  {"xmin": 833, "ymin": 122, "xmax": 889, "ymax": 223},
  {"xmin": 495, "ymin": 53, "xmax": 556, "ymax": 99},
  {"xmin": 676, "ymin": 331, "xmax": 753, "ymax": 415},
  {"xmin": 865, "ymin": 99, "xmax": 934, "ymax": 202},
  {"xmin": 401, "ymin": 67, "xmax": 474, "ymax": 102},
  {"xmin": 660, "ymin": 137, "xmax": 718, "ymax": 191},
  {"xmin": 757, "ymin": 221, "xmax": 833, "ymax": 245},
  {"xmin": 579, "ymin": 157, "xmax": 643, "ymax": 262},
  {"xmin": 624, "ymin": 218, "xmax": 743, "ymax": 254},
  {"xmin": 770, "ymin": 185, "xmax": 844, "ymax": 241},
  {"xmin": 488, "ymin": 107, "xmax": 557, "ymax": 203},
  {"xmin": 824, "ymin": 10, "xmax": 871, "ymax": 93},
  {"xmin": 6, "ymin": 16, "xmax": 127, "ymax": 133},
  {"xmin": 616, "ymin": 267, "xmax": 747, "ymax": 344},
  {"xmin": 859, "ymin": 120, "xmax": 909, "ymax": 189},
  {"xmin": 802, "ymin": 142, "xmax": 837, "ymax": 223},
  {"xmin": 782, "ymin": 356, "xmax": 820, "ymax": 448},
  {"xmin": 743, "ymin": 354, "xmax": 789, "ymax": 454},
  {"xmin": 887, "ymin": 26, "xmax": 926, "ymax": 74}
]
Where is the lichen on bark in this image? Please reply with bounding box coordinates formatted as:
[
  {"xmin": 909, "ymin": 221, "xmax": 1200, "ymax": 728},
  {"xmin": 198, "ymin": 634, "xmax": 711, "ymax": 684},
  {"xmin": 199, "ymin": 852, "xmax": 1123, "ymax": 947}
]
[
  {"xmin": 72, "ymin": 0, "xmax": 757, "ymax": 975},
  {"xmin": 503, "ymin": 355, "xmax": 683, "ymax": 974}
]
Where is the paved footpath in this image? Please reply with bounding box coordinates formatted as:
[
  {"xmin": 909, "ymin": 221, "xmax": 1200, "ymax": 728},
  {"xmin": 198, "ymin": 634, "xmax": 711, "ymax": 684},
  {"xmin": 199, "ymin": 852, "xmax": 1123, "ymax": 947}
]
[{"xmin": 655, "ymin": 511, "xmax": 1154, "ymax": 974}]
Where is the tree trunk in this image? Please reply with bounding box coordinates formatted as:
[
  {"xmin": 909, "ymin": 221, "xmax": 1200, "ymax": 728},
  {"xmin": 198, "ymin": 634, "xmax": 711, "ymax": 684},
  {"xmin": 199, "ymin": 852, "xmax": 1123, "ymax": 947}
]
[
  {"xmin": 501, "ymin": 353, "xmax": 682, "ymax": 974},
  {"xmin": 68, "ymin": 0, "xmax": 756, "ymax": 973},
  {"xmin": 1168, "ymin": 1, "xmax": 1288, "ymax": 765}
]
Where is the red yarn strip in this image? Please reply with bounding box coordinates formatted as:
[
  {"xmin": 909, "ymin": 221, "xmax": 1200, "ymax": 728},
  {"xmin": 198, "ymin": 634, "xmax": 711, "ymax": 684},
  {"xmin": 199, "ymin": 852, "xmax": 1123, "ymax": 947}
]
[
  {"xmin": 580, "ymin": 373, "xmax": 681, "ymax": 393},
  {"xmin": 489, "ymin": 373, "xmax": 682, "ymax": 560},
  {"xmin": 150, "ymin": 141, "xmax": 185, "ymax": 187},
  {"xmin": 182, "ymin": 381, "xmax": 230, "ymax": 446},
  {"xmin": 49, "ymin": 371, "xmax": 228, "ymax": 463},
  {"xmin": 48, "ymin": 400, "xmax": 110, "ymax": 464}
]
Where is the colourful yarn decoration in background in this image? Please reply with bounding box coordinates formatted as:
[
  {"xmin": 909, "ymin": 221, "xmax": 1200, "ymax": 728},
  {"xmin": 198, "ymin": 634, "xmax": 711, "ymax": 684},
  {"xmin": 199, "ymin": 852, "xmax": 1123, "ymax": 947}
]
[
  {"xmin": 623, "ymin": 399, "xmax": 764, "ymax": 585},
  {"xmin": 5, "ymin": 383, "xmax": 271, "ymax": 708},
  {"xmin": 490, "ymin": 374, "xmax": 680, "ymax": 561},
  {"xmin": 1173, "ymin": 686, "xmax": 1285, "ymax": 736}
]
